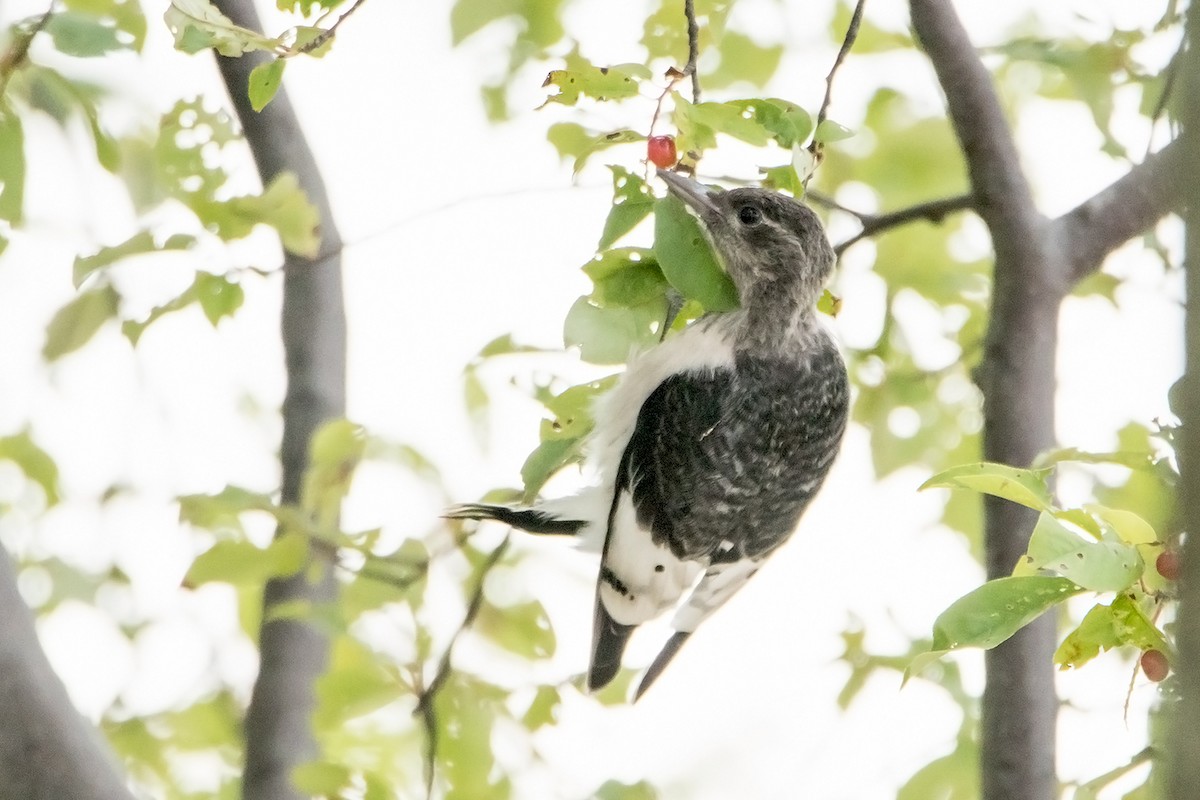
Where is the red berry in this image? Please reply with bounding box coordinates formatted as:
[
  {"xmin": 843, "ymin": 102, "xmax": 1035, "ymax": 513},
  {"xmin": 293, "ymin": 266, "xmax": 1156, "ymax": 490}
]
[
  {"xmin": 647, "ymin": 135, "xmax": 677, "ymax": 169},
  {"xmin": 1141, "ymin": 649, "xmax": 1170, "ymax": 682},
  {"xmin": 1156, "ymin": 551, "xmax": 1181, "ymax": 582}
]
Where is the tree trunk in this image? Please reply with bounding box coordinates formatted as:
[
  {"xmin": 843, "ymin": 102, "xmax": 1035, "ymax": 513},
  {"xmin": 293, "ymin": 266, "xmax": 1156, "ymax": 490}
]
[{"xmin": 210, "ymin": 2, "xmax": 348, "ymax": 798}]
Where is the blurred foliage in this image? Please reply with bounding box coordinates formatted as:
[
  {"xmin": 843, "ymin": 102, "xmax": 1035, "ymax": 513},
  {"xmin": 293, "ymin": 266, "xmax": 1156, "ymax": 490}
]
[{"xmin": 0, "ymin": 0, "xmax": 1186, "ymax": 797}]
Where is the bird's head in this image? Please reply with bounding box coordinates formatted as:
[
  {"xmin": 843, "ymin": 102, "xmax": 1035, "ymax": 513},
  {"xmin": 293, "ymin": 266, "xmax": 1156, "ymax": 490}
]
[{"xmin": 657, "ymin": 169, "xmax": 834, "ymax": 312}]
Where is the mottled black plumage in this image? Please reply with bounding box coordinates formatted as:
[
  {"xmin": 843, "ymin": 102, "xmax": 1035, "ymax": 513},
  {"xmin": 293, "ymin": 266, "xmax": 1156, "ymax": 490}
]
[{"xmin": 446, "ymin": 169, "xmax": 849, "ymax": 700}]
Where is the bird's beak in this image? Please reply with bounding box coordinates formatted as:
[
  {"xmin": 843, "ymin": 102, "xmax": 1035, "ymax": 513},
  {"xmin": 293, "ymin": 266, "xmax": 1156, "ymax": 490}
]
[{"xmin": 656, "ymin": 169, "xmax": 720, "ymax": 216}]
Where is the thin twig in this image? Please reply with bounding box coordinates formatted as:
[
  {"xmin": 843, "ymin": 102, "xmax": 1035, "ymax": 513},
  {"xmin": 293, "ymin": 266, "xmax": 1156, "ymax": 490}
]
[
  {"xmin": 806, "ymin": 0, "xmax": 866, "ymax": 178},
  {"xmin": 683, "ymin": 0, "xmax": 701, "ymax": 103},
  {"xmin": 295, "ymin": 0, "xmax": 369, "ymax": 55},
  {"xmin": 809, "ymin": 192, "xmax": 975, "ymax": 256},
  {"xmin": 415, "ymin": 535, "xmax": 512, "ymax": 800},
  {"xmin": 0, "ymin": 3, "xmax": 55, "ymax": 101}
]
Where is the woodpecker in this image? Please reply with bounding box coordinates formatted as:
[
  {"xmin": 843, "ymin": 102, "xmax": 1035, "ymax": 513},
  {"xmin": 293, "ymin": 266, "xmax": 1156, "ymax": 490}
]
[{"xmin": 447, "ymin": 169, "xmax": 849, "ymax": 699}]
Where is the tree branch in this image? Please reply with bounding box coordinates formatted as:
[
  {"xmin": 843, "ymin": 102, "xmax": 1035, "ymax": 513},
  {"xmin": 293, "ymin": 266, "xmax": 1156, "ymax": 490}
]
[
  {"xmin": 0, "ymin": 546, "xmax": 136, "ymax": 800},
  {"xmin": 809, "ymin": 0, "xmax": 866, "ymax": 165},
  {"xmin": 0, "ymin": 4, "xmax": 54, "ymax": 101},
  {"xmin": 810, "ymin": 192, "xmax": 975, "ymax": 256},
  {"xmin": 682, "ymin": 0, "xmax": 700, "ymax": 103},
  {"xmin": 1054, "ymin": 138, "xmax": 1188, "ymax": 285},
  {"xmin": 210, "ymin": 2, "xmax": 347, "ymax": 799},
  {"xmin": 910, "ymin": 0, "xmax": 1046, "ymax": 267},
  {"xmin": 414, "ymin": 536, "xmax": 511, "ymax": 800}
]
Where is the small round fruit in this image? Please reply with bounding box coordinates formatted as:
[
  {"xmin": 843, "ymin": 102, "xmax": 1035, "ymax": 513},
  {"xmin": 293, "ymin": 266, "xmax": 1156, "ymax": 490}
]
[
  {"xmin": 647, "ymin": 135, "xmax": 677, "ymax": 169},
  {"xmin": 1156, "ymin": 550, "xmax": 1181, "ymax": 582},
  {"xmin": 1141, "ymin": 649, "xmax": 1169, "ymax": 682}
]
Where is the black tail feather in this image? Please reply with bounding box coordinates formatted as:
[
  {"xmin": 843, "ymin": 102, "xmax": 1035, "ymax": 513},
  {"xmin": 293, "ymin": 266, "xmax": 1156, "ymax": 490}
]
[
  {"xmin": 634, "ymin": 630, "xmax": 692, "ymax": 701},
  {"xmin": 443, "ymin": 503, "xmax": 586, "ymax": 536},
  {"xmin": 588, "ymin": 599, "xmax": 635, "ymax": 692}
]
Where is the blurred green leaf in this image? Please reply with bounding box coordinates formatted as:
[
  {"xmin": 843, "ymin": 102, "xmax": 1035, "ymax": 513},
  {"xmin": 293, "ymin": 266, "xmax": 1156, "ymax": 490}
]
[
  {"xmin": 74, "ymin": 231, "xmax": 196, "ymax": 287},
  {"xmin": 194, "ymin": 271, "xmax": 245, "ymax": 326},
  {"xmin": 583, "ymin": 248, "xmax": 668, "ymax": 308},
  {"xmin": 179, "ymin": 484, "xmax": 277, "ymax": 533},
  {"xmin": 45, "ymin": 12, "xmax": 125, "ymax": 57},
  {"xmin": 185, "ymin": 532, "xmax": 308, "ymax": 588},
  {"xmin": 476, "ymin": 598, "xmax": 556, "ymax": 659},
  {"xmin": 0, "ymin": 429, "xmax": 60, "ymax": 506},
  {"xmin": 291, "ymin": 761, "xmax": 352, "ymax": 796},
  {"xmin": 43, "ymin": 284, "xmax": 120, "ymax": 361},
  {"xmin": 520, "ymin": 435, "xmax": 585, "ymax": 502},
  {"xmin": 314, "ymin": 636, "xmax": 403, "ymax": 729},
  {"xmin": 0, "ymin": 109, "xmax": 25, "ymax": 223},
  {"xmin": 595, "ymin": 780, "xmax": 660, "ymax": 800},
  {"xmin": 302, "ymin": 418, "xmax": 366, "ymax": 530},
  {"xmin": 704, "ymin": 31, "xmax": 784, "ymax": 90},
  {"xmin": 521, "ymin": 685, "xmax": 560, "ymax": 730},
  {"xmin": 896, "ymin": 734, "xmax": 978, "ymax": 800}
]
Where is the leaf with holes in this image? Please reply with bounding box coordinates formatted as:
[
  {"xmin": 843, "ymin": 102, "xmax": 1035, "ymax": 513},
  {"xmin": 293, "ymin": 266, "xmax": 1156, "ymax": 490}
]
[{"xmin": 653, "ymin": 195, "xmax": 739, "ymax": 312}]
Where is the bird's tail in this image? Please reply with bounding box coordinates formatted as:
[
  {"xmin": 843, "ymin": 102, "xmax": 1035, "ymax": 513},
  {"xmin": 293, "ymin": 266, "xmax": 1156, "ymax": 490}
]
[{"xmin": 443, "ymin": 503, "xmax": 587, "ymax": 536}]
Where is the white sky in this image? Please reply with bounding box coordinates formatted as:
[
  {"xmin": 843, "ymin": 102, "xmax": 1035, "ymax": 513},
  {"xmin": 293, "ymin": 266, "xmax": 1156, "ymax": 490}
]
[{"xmin": 0, "ymin": 0, "xmax": 1185, "ymax": 798}]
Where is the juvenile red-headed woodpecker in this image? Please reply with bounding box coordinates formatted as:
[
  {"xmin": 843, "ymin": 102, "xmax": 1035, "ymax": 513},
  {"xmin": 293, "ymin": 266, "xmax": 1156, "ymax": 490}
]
[{"xmin": 447, "ymin": 169, "xmax": 849, "ymax": 699}]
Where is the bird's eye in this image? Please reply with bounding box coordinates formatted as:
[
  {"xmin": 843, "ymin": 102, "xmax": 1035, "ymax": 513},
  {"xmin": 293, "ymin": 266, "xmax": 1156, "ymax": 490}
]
[{"xmin": 737, "ymin": 205, "xmax": 762, "ymax": 226}]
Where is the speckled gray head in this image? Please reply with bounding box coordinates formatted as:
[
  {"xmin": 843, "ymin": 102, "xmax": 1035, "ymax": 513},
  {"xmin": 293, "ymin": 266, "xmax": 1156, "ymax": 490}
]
[{"xmin": 657, "ymin": 169, "xmax": 835, "ymax": 310}]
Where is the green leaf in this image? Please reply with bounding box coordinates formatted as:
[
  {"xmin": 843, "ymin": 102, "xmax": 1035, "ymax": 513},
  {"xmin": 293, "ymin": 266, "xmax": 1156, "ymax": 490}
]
[
  {"xmin": 521, "ymin": 686, "xmax": 560, "ymax": 730},
  {"xmin": 817, "ymin": 288, "xmax": 842, "ymax": 316},
  {"xmin": 0, "ymin": 109, "xmax": 25, "ymax": 223},
  {"xmin": 291, "ymin": 761, "xmax": 352, "ymax": 796},
  {"xmin": 545, "ymin": 126, "xmax": 644, "ymax": 175},
  {"xmin": 184, "ymin": 533, "xmax": 308, "ymax": 588},
  {"xmin": 814, "ymin": 118, "xmax": 855, "ymax": 144},
  {"xmin": 194, "ymin": 271, "xmax": 245, "ymax": 325},
  {"xmin": 1055, "ymin": 594, "xmax": 1171, "ymax": 670},
  {"xmin": 302, "ymin": 419, "xmax": 366, "ymax": 530},
  {"xmin": 583, "ymin": 248, "xmax": 668, "ymax": 308},
  {"xmin": 314, "ymin": 636, "xmax": 402, "ymax": 729},
  {"xmin": 908, "ymin": 576, "xmax": 1084, "ymax": 679},
  {"xmin": 705, "ymin": 31, "xmax": 784, "ymax": 90},
  {"xmin": 595, "ymin": 780, "xmax": 660, "ymax": 800},
  {"xmin": 45, "ymin": 12, "xmax": 125, "ymax": 57},
  {"xmin": 563, "ymin": 295, "xmax": 667, "ymax": 365},
  {"xmin": 520, "ymin": 436, "xmax": 585, "ymax": 502},
  {"xmin": 164, "ymin": 0, "xmax": 278, "ymax": 56},
  {"xmin": 1013, "ymin": 512, "xmax": 1142, "ymax": 592},
  {"xmin": 73, "ymin": 231, "xmax": 196, "ymax": 287},
  {"xmin": 653, "ymin": 195, "xmax": 739, "ymax": 312},
  {"xmin": 0, "ymin": 429, "xmax": 60, "ymax": 506},
  {"xmin": 475, "ymin": 599, "xmax": 556, "ymax": 659},
  {"xmin": 598, "ymin": 167, "xmax": 655, "ymax": 250},
  {"xmin": 435, "ymin": 674, "xmax": 509, "ymax": 800},
  {"xmin": 43, "ymin": 284, "xmax": 120, "ymax": 361},
  {"xmin": 539, "ymin": 55, "xmax": 649, "ymax": 107},
  {"xmin": 248, "ymin": 59, "xmax": 286, "ymax": 112},
  {"xmin": 178, "ymin": 485, "xmax": 277, "ymax": 533},
  {"xmin": 934, "ymin": 575, "xmax": 1082, "ymax": 651},
  {"xmin": 536, "ymin": 377, "xmax": 616, "ymax": 442},
  {"xmin": 226, "ymin": 171, "xmax": 321, "ymax": 257},
  {"xmin": 920, "ymin": 461, "xmax": 1054, "ymax": 512}
]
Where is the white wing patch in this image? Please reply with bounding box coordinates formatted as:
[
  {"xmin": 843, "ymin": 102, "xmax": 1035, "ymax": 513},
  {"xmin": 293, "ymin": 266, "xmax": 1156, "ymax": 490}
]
[
  {"xmin": 598, "ymin": 491, "xmax": 702, "ymax": 626},
  {"xmin": 671, "ymin": 558, "xmax": 761, "ymax": 633},
  {"xmin": 587, "ymin": 316, "xmax": 737, "ymax": 491}
]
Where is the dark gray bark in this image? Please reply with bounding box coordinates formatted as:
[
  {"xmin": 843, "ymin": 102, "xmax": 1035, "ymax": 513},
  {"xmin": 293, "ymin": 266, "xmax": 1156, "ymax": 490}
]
[
  {"xmin": 0, "ymin": 547, "xmax": 135, "ymax": 800},
  {"xmin": 909, "ymin": 1, "xmax": 1188, "ymax": 798},
  {"xmin": 1169, "ymin": 5, "xmax": 1200, "ymax": 796},
  {"xmin": 210, "ymin": 2, "xmax": 347, "ymax": 798}
]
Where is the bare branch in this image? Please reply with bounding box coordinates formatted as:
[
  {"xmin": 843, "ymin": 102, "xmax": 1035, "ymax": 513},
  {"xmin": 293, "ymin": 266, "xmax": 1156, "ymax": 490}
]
[
  {"xmin": 1054, "ymin": 138, "xmax": 1188, "ymax": 285},
  {"xmin": 910, "ymin": 0, "xmax": 1045, "ymax": 263},
  {"xmin": 812, "ymin": 192, "xmax": 975, "ymax": 256},
  {"xmin": 415, "ymin": 536, "xmax": 512, "ymax": 800},
  {"xmin": 683, "ymin": 0, "xmax": 700, "ymax": 102},
  {"xmin": 809, "ymin": 0, "xmax": 866, "ymax": 166},
  {"xmin": 295, "ymin": 0, "xmax": 370, "ymax": 55}
]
